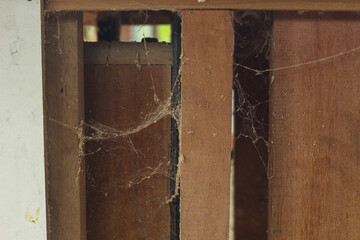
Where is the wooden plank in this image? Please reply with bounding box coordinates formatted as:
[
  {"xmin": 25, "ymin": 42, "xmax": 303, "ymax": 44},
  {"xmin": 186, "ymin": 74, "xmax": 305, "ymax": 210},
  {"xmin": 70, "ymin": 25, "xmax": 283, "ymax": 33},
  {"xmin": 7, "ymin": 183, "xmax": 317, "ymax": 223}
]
[
  {"xmin": 181, "ymin": 10, "xmax": 233, "ymax": 240},
  {"xmin": 44, "ymin": 12, "xmax": 86, "ymax": 240},
  {"xmin": 270, "ymin": 12, "xmax": 360, "ymax": 240},
  {"xmin": 85, "ymin": 65, "xmax": 171, "ymax": 239},
  {"xmin": 45, "ymin": 0, "xmax": 360, "ymax": 11},
  {"xmin": 84, "ymin": 42, "xmax": 173, "ymax": 65}
]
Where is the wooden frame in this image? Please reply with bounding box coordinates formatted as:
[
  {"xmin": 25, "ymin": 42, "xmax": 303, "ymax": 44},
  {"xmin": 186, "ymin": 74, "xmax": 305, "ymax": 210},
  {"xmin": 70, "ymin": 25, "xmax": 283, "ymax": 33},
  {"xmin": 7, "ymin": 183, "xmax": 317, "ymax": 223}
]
[
  {"xmin": 43, "ymin": 12, "xmax": 86, "ymax": 240},
  {"xmin": 42, "ymin": 2, "xmax": 360, "ymax": 240},
  {"xmin": 45, "ymin": 0, "xmax": 360, "ymax": 11}
]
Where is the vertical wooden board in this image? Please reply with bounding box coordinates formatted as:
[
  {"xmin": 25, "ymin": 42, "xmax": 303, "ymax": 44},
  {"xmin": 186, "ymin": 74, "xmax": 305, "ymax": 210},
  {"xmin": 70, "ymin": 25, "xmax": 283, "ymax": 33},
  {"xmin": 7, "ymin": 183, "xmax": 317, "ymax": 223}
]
[
  {"xmin": 85, "ymin": 65, "xmax": 171, "ymax": 239},
  {"xmin": 44, "ymin": 12, "xmax": 86, "ymax": 240},
  {"xmin": 270, "ymin": 12, "xmax": 360, "ymax": 240},
  {"xmin": 181, "ymin": 10, "xmax": 233, "ymax": 240}
]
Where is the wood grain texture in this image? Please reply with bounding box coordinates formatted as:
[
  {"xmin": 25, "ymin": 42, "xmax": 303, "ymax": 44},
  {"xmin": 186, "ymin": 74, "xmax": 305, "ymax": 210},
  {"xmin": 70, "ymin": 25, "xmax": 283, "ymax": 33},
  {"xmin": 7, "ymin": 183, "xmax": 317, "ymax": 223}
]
[
  {"xmin": 180, "ymin": 10, "xmax": 233, "ymax": 240},
  {"xmin": 84, "ymin": 42, "xmax": 173, "ymax": 65},
  {"xmin": 44, "ymin": 12, "xmax": 86, "ymax": 240},
  {"xmin": 45, "ymin": 0, "xmax": 360, "ymax": 11},
  {"xmin": 269, "ymin": 12, "xmax": 360, "ymax": 240},
  {"xmin": 85, "ymin": 65, "xmax": 171, "ymax": 240}
]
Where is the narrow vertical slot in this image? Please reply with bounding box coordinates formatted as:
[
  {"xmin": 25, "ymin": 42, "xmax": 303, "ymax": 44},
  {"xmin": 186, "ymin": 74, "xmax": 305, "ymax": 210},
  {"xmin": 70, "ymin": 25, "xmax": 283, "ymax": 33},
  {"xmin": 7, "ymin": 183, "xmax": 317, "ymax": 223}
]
[
  {"xmin": 233, "ymin": 11, "xmax": 272, "ymax": 240},
  {"xmin": 170, "ymin": 12, "xmax": 181, "ymax": 240}
]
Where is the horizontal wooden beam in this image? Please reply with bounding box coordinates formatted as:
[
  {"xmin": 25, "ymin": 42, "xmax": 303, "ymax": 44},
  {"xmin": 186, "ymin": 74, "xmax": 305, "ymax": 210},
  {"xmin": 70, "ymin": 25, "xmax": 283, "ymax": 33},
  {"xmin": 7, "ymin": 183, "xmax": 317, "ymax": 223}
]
[
  {"xmin": 45, "ymin": 0, "xmax": 360, "ymax": 11},
  {"xmin": 84, "ymin": 42, "xmax": 173, "ymax": 65}
]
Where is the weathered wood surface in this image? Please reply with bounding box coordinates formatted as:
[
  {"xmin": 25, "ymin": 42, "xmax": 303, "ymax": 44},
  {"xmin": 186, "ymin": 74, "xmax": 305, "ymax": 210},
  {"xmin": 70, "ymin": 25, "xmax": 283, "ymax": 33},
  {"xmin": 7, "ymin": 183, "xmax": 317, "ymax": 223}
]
[
  {"xmin": 44, "ymin": 12, "xmax": 86, "ymax": 240},
  {"xmin": 270, "ymin": 12, "xmax": 360, "ymax": 240},
  {"xmin": 181, "ymin": 10, "xmax": 233, "ymax": 240},
  {"xmin": 85, "ymin": 65, "xmax": 172, "ymax": 239},
  {"xmin": 45, "ymin": 0, "xmax": 360, "ymax": 11},
  {"xmin": 85, "ymin": 42, "xmax": 173, "ymax": 65}
]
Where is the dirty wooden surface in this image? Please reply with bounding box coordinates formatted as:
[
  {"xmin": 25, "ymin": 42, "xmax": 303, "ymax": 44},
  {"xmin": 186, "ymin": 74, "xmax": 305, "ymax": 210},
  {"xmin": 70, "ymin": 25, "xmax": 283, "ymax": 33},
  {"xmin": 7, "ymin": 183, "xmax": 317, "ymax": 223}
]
[
  {"xmin": 85, "ymin": 65, "xmax": 171, "ymax": 239},
  {"xmin": 45, "ymin": 0, "xmax": 360, "ymax": 11},
  {"xmin": 84, "ymin": 42, "xmax": 173, "ymax": 65},
  {"xmin": 44, "ymin": 12, "xmax": 86, "ymax": 240},
  {"xmin": 270, "ymin": 12, "xmax": 360, "ymax": 240},
  {"xmin": 181, "ymin": 10, "xmax": 233, "ymax": 240}
]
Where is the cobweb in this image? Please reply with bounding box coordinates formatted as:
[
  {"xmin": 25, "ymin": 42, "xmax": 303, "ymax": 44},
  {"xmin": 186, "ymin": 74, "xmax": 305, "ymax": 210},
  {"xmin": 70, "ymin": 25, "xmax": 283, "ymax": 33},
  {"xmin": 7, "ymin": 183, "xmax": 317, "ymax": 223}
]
[
  {"xmin": 232, "ymin": 11, "xmax": 272, "ymax": 181},
  {"xmin": 233, "ymin": 11, "xmax": 271, "ymax": 144},
  {"xmin": 46, "ymin": 10, "xmax": 360, "ymax": 239},
  {"xmin": 46, "ymin": 10, "xmax": 182, "ymax": 239}
]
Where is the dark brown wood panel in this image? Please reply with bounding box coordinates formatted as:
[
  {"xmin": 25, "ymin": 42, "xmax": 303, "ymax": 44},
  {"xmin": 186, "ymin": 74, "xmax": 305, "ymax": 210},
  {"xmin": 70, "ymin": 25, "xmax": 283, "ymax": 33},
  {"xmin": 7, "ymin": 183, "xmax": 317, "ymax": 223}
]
[
  {"xmin": 45, "ymin": 0, "xmax": 360, "ymax": 11},
  {"xmin": 270, "ymin": 12, "xmax": 360, "ymax": 240},
  {"xmin": 85, "ymin": 65, "xmax": 171, "ymax": 240},
  {"xmin": 84, "ymin": 42, "xmax": 173, "ymax": 65},
  {"xmin": 180, "ymin": 10, "xmax": 233, "ymax": 240},
  {"xmin": 44, "ymin": 12, "xmax": 86, "ymax": 240}
]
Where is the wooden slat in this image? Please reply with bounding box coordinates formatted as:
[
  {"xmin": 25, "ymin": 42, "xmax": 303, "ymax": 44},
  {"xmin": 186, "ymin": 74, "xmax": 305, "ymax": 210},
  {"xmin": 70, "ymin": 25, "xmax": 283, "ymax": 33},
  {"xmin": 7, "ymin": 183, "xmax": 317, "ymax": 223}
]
[
  {"xmin": 45, "ymin": 0, "xmax": 360, "ymax": 11},
  {"xmin": 85, "ymin": 65, "xmax": 171, "ymax": 239},
  {"xmin": 84, "ymin": 42, "xmax": 173, "ymax": 65},
  {"xmin": 181, "ymin": 10, "xmax": 233, "ymax": 240},
  {"xmin": 270, "ymin": 12, "xmax": 360, "ymax": 240},
  {"xmin": 44, "ymin": 12, "xmax": 86, "ymax": 240}
]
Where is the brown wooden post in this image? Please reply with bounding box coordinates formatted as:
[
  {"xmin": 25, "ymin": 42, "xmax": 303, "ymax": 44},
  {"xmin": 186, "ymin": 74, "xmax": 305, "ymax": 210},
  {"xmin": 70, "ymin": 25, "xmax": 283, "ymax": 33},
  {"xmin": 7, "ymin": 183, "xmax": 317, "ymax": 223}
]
[
  {"xmin": 44, "ymin": 12, "xmax": 86, "ymax": 240},
  {"xmin": 181, "ymin": 10, "xmax": 233, "ymax": 240},
  {"xmin": 270, "ymin": 12, "xmax": 360, "ymax": 240}
]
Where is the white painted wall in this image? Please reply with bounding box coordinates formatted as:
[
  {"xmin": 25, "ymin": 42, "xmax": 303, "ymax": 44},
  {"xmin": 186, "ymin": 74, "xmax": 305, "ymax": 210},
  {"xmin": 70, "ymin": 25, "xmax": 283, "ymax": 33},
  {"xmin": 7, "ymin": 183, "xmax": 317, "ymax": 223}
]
[{"xmin": 0, "ymin": 0, "xmax": 47, "ymax": 239}]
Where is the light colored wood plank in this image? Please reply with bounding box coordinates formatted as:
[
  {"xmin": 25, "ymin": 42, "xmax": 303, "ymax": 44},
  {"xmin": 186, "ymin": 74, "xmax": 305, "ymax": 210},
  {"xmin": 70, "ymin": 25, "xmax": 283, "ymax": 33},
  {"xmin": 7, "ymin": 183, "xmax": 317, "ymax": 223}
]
[
  {"xmin": 180, "ymin": 10, "xmax": 233, "ymax": 240},
  {"xmin": 85, "ymin": 65, "xmax": 171, "ymax": 239},
  {"xmin": 269, "ymin": 12, "xmax": 360, "ymax": 240},
  {"xmin": 84, "ymin": 42, "xmax": 173, "ymax": 65},
  {"xmin": 45, "ymin": 0, "xmax": 360, "ymax": 11},
  {"xmin": 44, "ymin": 12, "xmax": 86, "ymax": 240}
]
